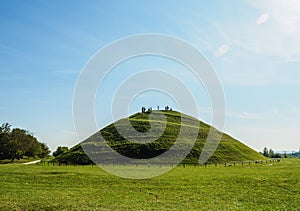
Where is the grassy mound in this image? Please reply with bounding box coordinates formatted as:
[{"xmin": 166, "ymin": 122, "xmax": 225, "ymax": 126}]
[{"xmin": 55, "ymin": 110, "xmax": 266, "ymax": 164}]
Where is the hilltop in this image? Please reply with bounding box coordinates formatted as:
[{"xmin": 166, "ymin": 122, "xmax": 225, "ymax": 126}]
[{"xmin": 55, "ymin": 110, "xmax": 267, "ymax": 164}]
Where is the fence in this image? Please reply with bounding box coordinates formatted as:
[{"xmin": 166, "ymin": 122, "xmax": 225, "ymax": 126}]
[{"xmin": 39, "ymin": 158, "xmax": 281, "ymax": 167}]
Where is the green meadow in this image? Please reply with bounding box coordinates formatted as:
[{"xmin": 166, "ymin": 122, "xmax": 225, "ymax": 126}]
[{"xmin": 0, "ymin": 159, "xmax": 299, "ymax": 210}]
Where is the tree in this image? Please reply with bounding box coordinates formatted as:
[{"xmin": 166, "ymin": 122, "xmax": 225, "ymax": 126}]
[
  {"xmin": 7, "ymin": 128, "xmax": 36, "ymax": 162},
  {"xmin": 53, "ymin": 146, "xmax": 69, "ymax": 157},
  {"xmin": 38, "ymin": 143, "xmax": 51, "ymax": 158},
  {"xmin": 0, "ymin": 123, "xmax": 50, "ymax": 161},
  {"xmin": 268, "ymin": 148, "xmax": 275, "ymax": 158},
  {"xmin": 0, "ymin": 123, "xmax": 11, "ymax": 134},
  {"xmin": 272, "ymin": 153, "xmax": 282, "ymax": 158},
  {"xmin": 262, "ymin": 147, "xmax": 282, "ymax": 158},
  {"xmin": 263, "ymin": 147, "xmax": 269, "ymax": 157},
  {"xmin": 0, "ymin": 123, "xmax": 11, "ymax": 159}
]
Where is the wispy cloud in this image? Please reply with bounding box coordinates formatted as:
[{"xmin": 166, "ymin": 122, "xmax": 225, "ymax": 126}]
[
  {"xmin": 226, "ymin": 110, "xmax": 263, "ymax": 120},
  {"xmin": 245, "ymin": 0, "xmax": 300, "ymax": 60},
  {"xmin": 215, "ymin": 44, "xmax": 229, "ymax": 57},
  {"xmin": 256, "ymin": 13, "xmax": 269, "ymax": 24},
  {"xmin": 201, "ymin": 1, "xmax": 300, "ymax": 85}
]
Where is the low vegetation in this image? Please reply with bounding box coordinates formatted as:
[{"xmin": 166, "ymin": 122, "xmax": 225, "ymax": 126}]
[{"xmin": 0, "ymin": 159, "xmax": 299, "ymax": 210}]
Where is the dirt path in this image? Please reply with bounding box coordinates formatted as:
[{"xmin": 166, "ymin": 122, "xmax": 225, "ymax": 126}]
[{"xmin": 23, "ymin": 160, "xmax": 41, "ymax": 165}]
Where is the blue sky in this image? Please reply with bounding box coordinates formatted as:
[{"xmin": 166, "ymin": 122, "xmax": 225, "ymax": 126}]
[{"xmin": 1, "ymin": 0, "xmax": 300, "ymax": 152}]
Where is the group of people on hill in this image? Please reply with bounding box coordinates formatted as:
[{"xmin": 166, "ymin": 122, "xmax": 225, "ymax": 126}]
[{"xmin": 141, "ymin": 105, "xmax": 172, "ymax": 113}]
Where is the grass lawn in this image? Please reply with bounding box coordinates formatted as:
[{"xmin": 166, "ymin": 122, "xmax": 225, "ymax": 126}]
[{"xmin": 0, "ymin": 159, "xmax": 299, "ymax": 210}]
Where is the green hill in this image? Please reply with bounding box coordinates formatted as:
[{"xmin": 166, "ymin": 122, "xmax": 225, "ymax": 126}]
[{"xmin": 55, "ymin": 110, "xmax": 267, "ymax": 164}]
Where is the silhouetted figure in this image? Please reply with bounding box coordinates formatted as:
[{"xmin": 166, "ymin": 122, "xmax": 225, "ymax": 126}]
[{"xmin": 141, "ymin": 107, "xmax": 146, "ymax": 113}]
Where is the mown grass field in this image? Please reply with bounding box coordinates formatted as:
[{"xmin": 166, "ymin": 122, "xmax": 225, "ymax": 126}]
[{"xmin": 0, "ymin": 159, "xmax": 299, "ymax": 210}]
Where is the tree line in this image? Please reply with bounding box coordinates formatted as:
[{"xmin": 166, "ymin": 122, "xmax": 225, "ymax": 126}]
[
  {"xmin": 262, "ymin": 147, "xmax": 282, "ymax": 158},
  {"xmin": 0, "ymin": 123, "xmax": 50, "ymax": 162}
]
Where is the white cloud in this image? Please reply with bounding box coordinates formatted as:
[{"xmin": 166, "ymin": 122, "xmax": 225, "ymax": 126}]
[
  {"xmin": 215, "ymin": 44, "xmax": 229, "ymax": 57},
  {"xmin": 245, "ymin": 0, "xmax": 300, "ymax": 60},
  {"xmin": 254, "ymin": 0, "xmax": 300, "ymax": 33},
  {"xmin": 166, "ymin": 1, "xmax": 300, "ymax": 85},
  {"xmin": 209, "ymin": 0, "xmax": 300, "ymax": 86},
  {"xmin": 256, "ymin": 13, "xmax": 269, "ymax": 24}
]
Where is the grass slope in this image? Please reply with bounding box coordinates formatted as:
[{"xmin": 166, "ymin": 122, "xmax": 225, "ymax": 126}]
[
  {"xmin": 56, "ymin": 110, "xmax": 266, "ymax": 164},
  {"xmin": 0, "ymin": 159, "xmax": 299, "ymax": 210}
]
